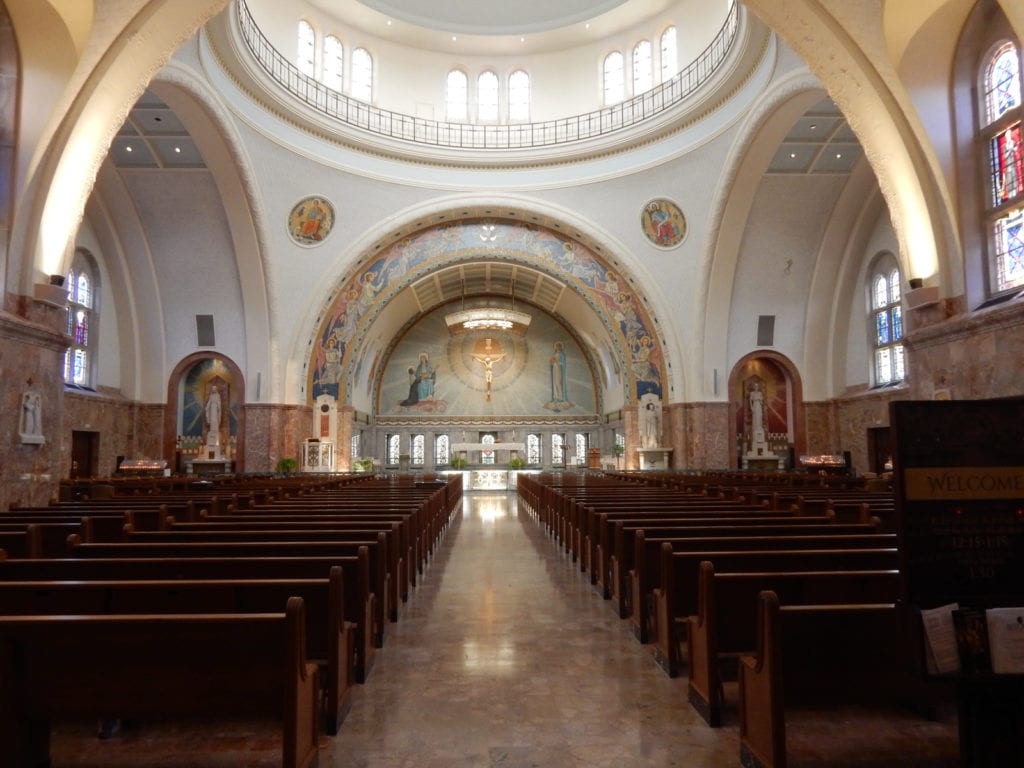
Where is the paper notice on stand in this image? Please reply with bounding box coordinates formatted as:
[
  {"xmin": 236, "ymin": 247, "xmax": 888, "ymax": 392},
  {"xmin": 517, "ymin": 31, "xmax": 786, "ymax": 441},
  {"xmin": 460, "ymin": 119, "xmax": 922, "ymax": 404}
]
[
  {"xmin": 986, "ymin": 607, "xmax": 1024, "ymax": 674},
  {"xmin": 921, "ymin": 603, "xmax": 960, "ymax": 675}
]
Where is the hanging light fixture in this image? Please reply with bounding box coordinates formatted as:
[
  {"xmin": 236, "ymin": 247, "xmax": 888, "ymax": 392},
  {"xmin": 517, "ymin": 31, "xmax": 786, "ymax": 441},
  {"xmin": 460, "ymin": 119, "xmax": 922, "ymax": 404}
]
[{"xmin": 445, "ymin": 273, "xmax": 531, "ymax": 335}]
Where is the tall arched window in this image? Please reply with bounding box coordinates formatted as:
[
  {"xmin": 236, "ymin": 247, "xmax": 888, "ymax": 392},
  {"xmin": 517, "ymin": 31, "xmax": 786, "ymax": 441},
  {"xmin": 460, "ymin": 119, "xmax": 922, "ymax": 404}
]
[
  {"xmin": 551, "ymin": 433, "xmax": 566, "ymax": 467},
  {"xmin": 445, "ymin": 69, "xmax": 468, "ymax": 121},
  {"xmin": 323, "ymin": 35, "xmax": 343, "ymax": 91},
  {"xmin": 660, "ymin": 26, "xmax": 678, "ymax": 81},
  {"xmin": 633, "ymin": 40, "xmax": 652, "ymax": 95},
  {"xmin": 575, "ymin": 433, "xmax": 588, "ymax": 466},
  {"xmin": 603, "ymin": 52, "xmax": 624, "ymax": 105},
  {"xmin": 434, "ymin": 434, "xmax": 450, "ymax": 465},
  {"xmin": 477, "ymin": 71, "xmax": 499, "ymax": 122},
  {"xmin": 386, "ymin": 433, "xmax": 400, "ymax": 465},
  {"xmin": 508, "ymin": 70, "xmax": 530, "ymax": 121},
  {"xmin": 526, "ymin": 433, "xmax": 541, "ymax": 465},
  {"xmin": 351, "ymin": 47, "xmax": 373, "ymax": 102},
  {"xmin": 869, "ymin": 259, "xmax": 905, "ymax": 386},
  {"xmin": 411, "ymin": 434, "xmax": 425, "ymax": 465},
  {"xmin": 64, "ymin": 250, "xmax": 99, "ymax": 388},
  {"xmin": 297, "ymin": 20, "xmax": 316, "ymax": 77},
  {"xmin": 982, "ymin": 42, "xmax": 1024, "ymax": 293}
]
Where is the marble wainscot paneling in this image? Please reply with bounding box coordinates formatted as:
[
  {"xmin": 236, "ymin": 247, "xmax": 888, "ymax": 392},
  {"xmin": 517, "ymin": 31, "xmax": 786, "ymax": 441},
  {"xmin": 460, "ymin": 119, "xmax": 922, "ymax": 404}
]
[
  {"xmin": 662, "ymin": 402, "xmax": 685, "ymax": 469},
  {"xmin": 62, "ymin": 390, "xmax": 166, "ymax": 477},
  {"xmin": 801, "ymin": 401, "xmax": 837, "ymax": 459},
  {"xmin": 682, "ymin": 402, "xmax": 730, "ymax": 470},
  {"xmin": 834, "ymin": 386, "xmax": 910, "ymax": 476},
  {"xmin": 0, "ymin": 298, "xmax": 69, "ymax": 510},
  {"xmin": 907, "ymin": 299, "xmax": 1024, "ymax": 401},
  {"xmin": 244, "ymin": 404, "xmax": 312, "ymax": 472}
]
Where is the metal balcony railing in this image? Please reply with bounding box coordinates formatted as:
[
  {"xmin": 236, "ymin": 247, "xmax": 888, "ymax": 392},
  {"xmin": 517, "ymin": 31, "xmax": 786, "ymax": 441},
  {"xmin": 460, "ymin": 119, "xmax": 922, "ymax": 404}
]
[{"xmin": 236, "ymin": 0, "xmax": 738, "ymax": 150}]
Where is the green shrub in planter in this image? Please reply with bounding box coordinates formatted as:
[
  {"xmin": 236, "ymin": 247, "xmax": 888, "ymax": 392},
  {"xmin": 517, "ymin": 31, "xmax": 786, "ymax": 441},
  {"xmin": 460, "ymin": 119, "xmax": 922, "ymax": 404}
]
[
  {"xmin": 450, "ymin": 456, "xmax": 468, "ymax": 470},
  {"xmin": 507, "ymin": 456, "xmax": 526, "ymax": 469},
  {"xmin": 275, "ymin": 457, "xmax": 298, "ymax": 474}
]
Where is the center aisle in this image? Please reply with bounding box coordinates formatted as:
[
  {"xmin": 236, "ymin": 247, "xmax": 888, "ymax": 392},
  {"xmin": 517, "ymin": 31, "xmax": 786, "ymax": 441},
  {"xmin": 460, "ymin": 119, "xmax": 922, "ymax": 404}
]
[{"xmin": 326, "ymin": 492, "xmax": 736, "ymax": 768}]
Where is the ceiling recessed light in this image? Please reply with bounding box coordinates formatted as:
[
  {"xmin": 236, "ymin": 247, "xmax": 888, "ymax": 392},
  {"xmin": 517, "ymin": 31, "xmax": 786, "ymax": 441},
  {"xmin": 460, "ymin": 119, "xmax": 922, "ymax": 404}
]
[
  {"xmin": 125, "ymin": 146, "xmax": 133, "ymax": 152},
  {"xmin": 836, "ymin": 153, "xmax": 842, "ymax": 159},
  {"xmin": 386, "ymin": 19, "xmax": 392, "ymax": 26},
  {"xmin": 520, "ymin": 37, "xmax": 525, "ymax": 43},
  {"xmin": 789, "ymin": 152, "xmax": 796, "ymax": 159},
  {"xmin": 174, "ymin": 146, "xmax": 181, "ymax": 153},
  {"xmin": 585, "ymin": 23, "xmax": 590, "ymax": 29},
  {"xmin": 809, "ymin": 123, "xmax": 817, "ymax": 130},
  {"xmin": 452, "ymin": 35, "xmax": 457, "ymax": 41}
]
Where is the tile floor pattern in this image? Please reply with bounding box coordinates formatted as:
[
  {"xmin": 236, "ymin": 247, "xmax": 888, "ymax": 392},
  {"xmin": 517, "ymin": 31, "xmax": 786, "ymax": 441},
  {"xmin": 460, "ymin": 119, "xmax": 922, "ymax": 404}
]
[{"xmin": 49, "ymin": 493, "xmax": 959, "ymax": 767}]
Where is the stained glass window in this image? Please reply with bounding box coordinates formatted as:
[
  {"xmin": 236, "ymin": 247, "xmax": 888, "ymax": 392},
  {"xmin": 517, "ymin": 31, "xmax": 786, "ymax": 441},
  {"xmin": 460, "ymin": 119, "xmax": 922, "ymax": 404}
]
[
  {"xmin": 64, "ymin": 250, "xmax": 97, "ymax": 388},
  {"xmin": 633, "ymin": 41, "xmax": 652, "ymax": 95},
  {"xmin": 478, "ymin": 71, "xmax": 499, "ymax": 121},
  {"xmin": 434, "ymin": 434, "xmax": 450, "ymax": 465},
  {"xmin": 481, "ymin": 433, "xmax": 495, "ymax": 465},
  {"xmin": 386, "ymin": 434, "xmax": 400, "ymax": 464},
  {"xmin": 989, "ymin": 124, "xmax": 1023, "ymax": 206},
  {"xmin": 994, "ymin": 208, "xmax": 1024, "ymax": 291},
  {"xmin": 603, "ymin": 52, "xmax": 624, "ymax": 106},
  {"xmin": 660, "ymin": 26, "xmax": 678, "ymax": 81},
  {"xmin": 323, "ymin": 35, "xmax": 343, "ymax": 91},
  {"xmin": 985, "ymin": 43, "xmax": 1021, "ymax": 125},
  {"xmin": 411, "ymin": 434, "xmax": 425, "ymax": 465},
  {"xmin": 508, "ymin": 70, "xmax": 530, "ymax": 121},
  {"xmin": 297, "ymin": 20, "xmax": 315, "ymax": 77},
  {"xmin": 551, "ymin": 433, "xmax": 565, "ymax": 466},
  {"xmin": 869, "ymin": 262, "xmax": 905, "ymax": 386},
  {"xmin": 351, "ymin": 433, "xmax": 360, "ymax": 460},
  {"xmin": 446, "ymin": 70, "xmax": 468, "ymax": 121},
  {"xmin": 527, "ymin": 433, "xmax": 541, "ymax": 465},
  {"xmin": 351, "ymin": 48, "xmax": 373, "ymax": 102},
  {"xmin": 575, "ymin": 434, "xmax": 587, "ymax": 466}
]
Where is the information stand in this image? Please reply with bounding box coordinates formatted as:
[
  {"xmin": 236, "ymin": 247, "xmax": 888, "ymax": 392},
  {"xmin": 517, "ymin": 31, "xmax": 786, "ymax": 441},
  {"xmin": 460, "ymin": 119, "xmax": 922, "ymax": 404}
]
[{"xmin": 891, "ymin": 399, "xmax": 1024, "ymax": 767}]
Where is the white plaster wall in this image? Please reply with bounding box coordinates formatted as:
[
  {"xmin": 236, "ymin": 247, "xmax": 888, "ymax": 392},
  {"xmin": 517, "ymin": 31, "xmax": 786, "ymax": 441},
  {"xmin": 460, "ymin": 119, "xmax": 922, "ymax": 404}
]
[
  {"xmin": 248, "ymin": 0, "xmax": 731, "ymax": 122},
  {"xmin": 118, "ymin": 170, "xmax": 247, "ymax": 375}
]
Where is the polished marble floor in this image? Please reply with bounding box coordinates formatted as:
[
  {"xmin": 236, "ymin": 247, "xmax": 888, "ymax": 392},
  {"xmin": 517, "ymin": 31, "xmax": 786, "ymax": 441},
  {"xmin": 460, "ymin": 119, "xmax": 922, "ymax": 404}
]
[{"xmin": 50, "ymin": 493, "xmax": 960, "ymax": 767}]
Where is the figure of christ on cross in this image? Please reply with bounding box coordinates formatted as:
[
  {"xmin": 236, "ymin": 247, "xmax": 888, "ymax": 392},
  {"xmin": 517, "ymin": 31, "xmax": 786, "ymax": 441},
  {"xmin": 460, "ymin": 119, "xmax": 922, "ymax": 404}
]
[{"xmin": 471, "ymin": 337, "xmax": 506, "ymax": 402}]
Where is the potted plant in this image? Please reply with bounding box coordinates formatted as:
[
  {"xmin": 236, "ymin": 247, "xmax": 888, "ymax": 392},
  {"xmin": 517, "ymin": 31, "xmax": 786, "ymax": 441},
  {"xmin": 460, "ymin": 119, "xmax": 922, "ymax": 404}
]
[
  {"xmin": 353, "ymin": 458, "xmax": 374, "ymax": 472},
  {"xmin": 275, "ymin": 457, "xmax": 298, "ymax": 475},
  {"xmin": 450, "ymin": 456, "xmax": 468, "ymax": 470},
  {"xmin": 508, "ymin": 456, "xmax": 525, "ymax": 470},
  {"xmin": 612, "ymin": 443, "xmax": 625, "ymax": 469}
]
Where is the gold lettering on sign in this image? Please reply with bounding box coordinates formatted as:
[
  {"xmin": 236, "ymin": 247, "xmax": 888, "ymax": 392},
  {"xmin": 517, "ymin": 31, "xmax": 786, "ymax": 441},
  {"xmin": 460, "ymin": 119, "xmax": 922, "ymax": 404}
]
[{"xmin": 904, "ymin": 467, "xmax": 1024, "ymax": 500}]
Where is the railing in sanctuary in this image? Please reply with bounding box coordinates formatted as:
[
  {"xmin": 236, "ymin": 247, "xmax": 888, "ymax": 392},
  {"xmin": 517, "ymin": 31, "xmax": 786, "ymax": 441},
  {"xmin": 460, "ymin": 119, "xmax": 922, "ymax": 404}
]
[{"xmin": 235, "ymin": 0, "xmax": 739, "ymax": 150}]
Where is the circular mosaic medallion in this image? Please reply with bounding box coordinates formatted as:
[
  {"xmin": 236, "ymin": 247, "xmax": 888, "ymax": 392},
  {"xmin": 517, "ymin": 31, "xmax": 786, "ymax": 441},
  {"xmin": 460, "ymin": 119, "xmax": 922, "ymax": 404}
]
[
  {"xmin": 641, "ymin": 198, "xmax": 686, "ymax": 249},
  {"xmin": 288, "ymin": 196, "xmax": 335, "ymax": 245}
]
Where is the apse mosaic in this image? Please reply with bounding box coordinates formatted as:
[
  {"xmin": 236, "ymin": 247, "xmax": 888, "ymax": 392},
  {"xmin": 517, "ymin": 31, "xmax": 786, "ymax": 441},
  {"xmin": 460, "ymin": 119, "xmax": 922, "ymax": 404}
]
[
  {"xmin": 376, "ymin": 307, "xmax": 597, "ymax": 418},
  {"xmin": 307, "ymin": 220, "xmax": 665, "ymax": 405}
]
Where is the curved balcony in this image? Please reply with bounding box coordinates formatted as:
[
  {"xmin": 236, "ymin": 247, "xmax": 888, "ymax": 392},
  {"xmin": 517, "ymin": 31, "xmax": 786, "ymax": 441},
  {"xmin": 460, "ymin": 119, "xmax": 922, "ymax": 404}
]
[{"xmin": 234, "ymin": 0, "xmax": 741, "ymax": 154}]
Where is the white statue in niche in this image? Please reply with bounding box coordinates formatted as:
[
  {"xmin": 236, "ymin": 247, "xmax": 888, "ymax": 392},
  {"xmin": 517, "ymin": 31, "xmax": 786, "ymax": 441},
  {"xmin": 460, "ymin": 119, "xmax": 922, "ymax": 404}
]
[
  {"xmin": 204, "ymin": 385, "xmax": 222, "ymax": 448},
  {"xmin": 20, "ymin": 391, "xmax": 44, "ymax": 444},
  {"xmin": 639, "ymin": 393, "xmax": 662, "ymax": 449}
]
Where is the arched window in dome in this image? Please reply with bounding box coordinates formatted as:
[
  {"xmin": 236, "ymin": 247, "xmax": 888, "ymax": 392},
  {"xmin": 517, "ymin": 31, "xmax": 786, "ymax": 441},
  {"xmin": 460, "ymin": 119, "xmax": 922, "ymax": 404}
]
[
  {"xmin": 446, "ymin": 69, "xmax": 468, "ymax": 121},
  {"xmin": 660, "ymin": 26, "xmax": 678, "ymax": 81},
  {"xmin": 477, "ymin": 71, "xmax": 499, "ymax": 122},
  {"xmin": 980, "ymin": 41, "xmax": 1024, "ymax": 293},
  {"xmin": 633, "ymin": 40, "xmax": 653, "ymax": 95},
  {"xmin": 603, "ymin": 51, "xmax": 624, "ymax": 106},
  {"xmin": 64, "ymin": 250, "xmax": 99, "ymax": 388},
  {"xmin": 508, "ymin": 70, "xmax": 530, "ymax": 121},
  {"xmin": 868, "ymin": 257, "xmax": 905, "ymax": 387},
  {"xmin": 351, "ymin": 47, "xmax": 373, "ymax": 102},
  {"xmin": 297, "ymin": 20, "xmax": 315, "ymax": 77},
  {"xmin": 323, "ymin": 35, "xmax": 343, "ymax": 91}
]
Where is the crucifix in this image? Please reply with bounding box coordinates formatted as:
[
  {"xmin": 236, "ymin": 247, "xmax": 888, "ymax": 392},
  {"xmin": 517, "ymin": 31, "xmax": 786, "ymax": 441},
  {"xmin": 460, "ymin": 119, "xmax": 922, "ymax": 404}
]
[{"xmin": 471, "ymin": 337, "xmax": 505, "ymax": 402}]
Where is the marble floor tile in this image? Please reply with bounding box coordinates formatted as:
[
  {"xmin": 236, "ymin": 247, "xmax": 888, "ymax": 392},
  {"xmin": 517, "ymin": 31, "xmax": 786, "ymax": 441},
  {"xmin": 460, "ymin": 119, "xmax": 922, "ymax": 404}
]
[{"xmin": 48, "ymin": 493, "xmax": 959, "ymax": 767}]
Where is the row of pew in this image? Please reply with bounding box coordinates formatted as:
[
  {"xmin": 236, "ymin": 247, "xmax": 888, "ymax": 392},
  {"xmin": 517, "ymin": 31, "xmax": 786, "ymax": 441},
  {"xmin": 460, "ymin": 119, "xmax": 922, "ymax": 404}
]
[
  {"xmin": 0, "ymin": 473, "xmax": 462, "ymax": 768},
  {"xmin": 517, "ymin": 471, "xmax": 938, "ymax": 768}
]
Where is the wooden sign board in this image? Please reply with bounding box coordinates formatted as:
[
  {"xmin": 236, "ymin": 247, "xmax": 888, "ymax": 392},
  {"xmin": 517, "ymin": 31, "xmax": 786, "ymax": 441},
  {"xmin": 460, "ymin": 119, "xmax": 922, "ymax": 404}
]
[{"xmin": 891, "ymin": 399, "xmax": 1024, "ymax": 609}]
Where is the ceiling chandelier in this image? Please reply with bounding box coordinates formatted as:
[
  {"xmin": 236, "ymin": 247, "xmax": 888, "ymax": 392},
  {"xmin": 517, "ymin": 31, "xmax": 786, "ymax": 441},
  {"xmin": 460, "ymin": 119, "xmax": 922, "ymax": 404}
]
[{"xmin": 445, "ymin": 276, "xmax": 532, "ymax": 335}]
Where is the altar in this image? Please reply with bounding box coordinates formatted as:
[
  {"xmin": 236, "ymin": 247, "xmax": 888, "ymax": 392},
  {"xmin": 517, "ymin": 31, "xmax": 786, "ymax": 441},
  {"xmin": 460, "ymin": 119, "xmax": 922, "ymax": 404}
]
[
  {"xmin": 451, "ymin": 442, "xmax": 525, "ymax": 463},
  {"xmin": 637, "ymin": 447, "xmax": 672, "ymax": 471}
]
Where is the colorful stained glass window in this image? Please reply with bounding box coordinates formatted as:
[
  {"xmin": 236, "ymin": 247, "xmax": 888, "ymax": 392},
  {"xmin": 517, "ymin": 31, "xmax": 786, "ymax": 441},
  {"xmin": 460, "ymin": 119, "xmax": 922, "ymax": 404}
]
[
  {"xmin": 870, "ymin": 263, "xmax": 905, "ymax": 386},
  {"xmin": 990, "ymin": 124, "xmax": 1023, "ymax": 205},
  {"xmin": 64, "ymin": 251, "xmax": 97, "ymax": 388}
]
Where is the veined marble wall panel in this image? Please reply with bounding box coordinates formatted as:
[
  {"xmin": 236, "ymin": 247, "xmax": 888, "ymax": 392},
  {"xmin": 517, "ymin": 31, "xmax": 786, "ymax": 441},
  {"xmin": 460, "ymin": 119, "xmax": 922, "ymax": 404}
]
[
  {"xmin": 833, "ymin": 388, "xmax": 909, "ymax": 477},
  {"xmin": 244, "ymin": 403, "xmax": 311, "ymax": 472},
  {"xmin": 682, "ymin": 401, "xmax": 730, "ymax": 470},
  {"xmin": 61, "ymin": 393, "xmax": 166, "ymax": 478}
]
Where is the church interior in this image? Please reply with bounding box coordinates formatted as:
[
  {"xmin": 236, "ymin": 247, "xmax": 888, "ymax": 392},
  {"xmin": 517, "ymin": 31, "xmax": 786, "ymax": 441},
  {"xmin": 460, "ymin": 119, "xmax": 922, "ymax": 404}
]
[{"xmin": 1, "ymin": 0, "xmax": 1022, "ymax": 765}]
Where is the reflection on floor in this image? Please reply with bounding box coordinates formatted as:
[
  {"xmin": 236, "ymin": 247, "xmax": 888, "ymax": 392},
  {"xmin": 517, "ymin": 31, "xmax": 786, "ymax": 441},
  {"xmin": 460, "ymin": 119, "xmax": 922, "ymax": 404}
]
[{"xmin": 50, "ymin": 493, "xmax": 959, "ymax": 767}]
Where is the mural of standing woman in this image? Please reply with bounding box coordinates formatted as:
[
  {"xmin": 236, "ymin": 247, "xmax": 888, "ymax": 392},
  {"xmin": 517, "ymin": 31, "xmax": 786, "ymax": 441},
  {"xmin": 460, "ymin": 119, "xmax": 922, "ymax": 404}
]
[
  {"xmin": 550, "ymin": 342, "xmax": 567, "ymax": 402},
  {"xmin": 416, "ymin": 353, "xmax": 435, "ymax": 401}
]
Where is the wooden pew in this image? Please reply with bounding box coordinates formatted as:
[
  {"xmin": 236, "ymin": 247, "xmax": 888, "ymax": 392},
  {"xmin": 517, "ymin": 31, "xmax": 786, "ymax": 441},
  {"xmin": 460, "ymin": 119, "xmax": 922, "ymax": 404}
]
[
  {"xmin": 650, "ymin": 544, "xmax": 900, "ymax": 675},
  {"xmin": 686, "ymin": 562, "xmax": 902, "ymax": 725},
  {"xmin": 0, "ymin": 525, "xmax": 42, "ymax": 559},
  {"xmin": 0, "ymin": 552, "xmax": 377, "ymax": 685},
  {"xmin": 737, "ymin": 591, "xmax": 916, "ymax": 768},
  {"xmin": 0, "ymin": 597, "xmax": 319, "ymax": 768},
  {"xmin": 68, "ymin": 533, "xmax": 392, "ymax": 649},
  {"xmin": 0, "ymin": 567, "xmax": 354, "ymax": 735}
]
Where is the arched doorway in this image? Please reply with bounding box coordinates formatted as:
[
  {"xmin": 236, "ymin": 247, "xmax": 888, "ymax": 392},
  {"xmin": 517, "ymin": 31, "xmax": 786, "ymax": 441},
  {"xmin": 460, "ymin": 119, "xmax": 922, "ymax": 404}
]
[{"xmin": 729, "ymin": 352, "xmax": 804, "ymax": 469}]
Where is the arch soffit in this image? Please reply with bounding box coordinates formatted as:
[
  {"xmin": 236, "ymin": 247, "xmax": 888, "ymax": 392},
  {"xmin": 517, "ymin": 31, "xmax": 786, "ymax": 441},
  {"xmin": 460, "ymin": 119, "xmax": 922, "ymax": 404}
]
[
  {"xmin": 303, "ymin": 207, "xmax": 671, "ymax": 410},
  {"xmin": 699, "ymin": 72, "xmax": 827, "ymax": 397},
  {"xmin": 744, "ymin": 0, "xmax": 954, "ymax": 288},
  {"xmin": 11, "ymin": 0, "xmax": 230, "ymax": 292}
]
